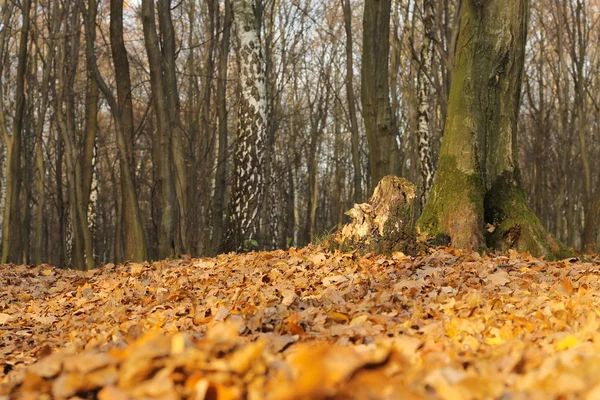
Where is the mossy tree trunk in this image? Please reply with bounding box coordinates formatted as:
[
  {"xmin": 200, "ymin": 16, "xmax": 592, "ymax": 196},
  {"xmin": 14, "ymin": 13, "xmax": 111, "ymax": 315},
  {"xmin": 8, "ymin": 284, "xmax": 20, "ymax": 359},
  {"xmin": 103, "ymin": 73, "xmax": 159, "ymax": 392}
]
[{"xmin": 418, "ymin": 0, "xmax": 570, "ymax": 259}]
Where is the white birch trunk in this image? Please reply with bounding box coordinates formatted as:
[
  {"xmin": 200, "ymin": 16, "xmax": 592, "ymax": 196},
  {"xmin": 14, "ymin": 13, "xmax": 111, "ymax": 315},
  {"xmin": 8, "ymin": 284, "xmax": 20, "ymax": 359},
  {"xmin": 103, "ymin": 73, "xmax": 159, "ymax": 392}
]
[
  {"xmin": 417, "ymin": 0, "xmax": 435, "ymax": 204},
  {"xmin": 225, "ymin": 0, "xmax": 267, "ymax": 251},
  {"xmin": 87, "ymin": 141, "xmax": 98, "ymax": 254}
]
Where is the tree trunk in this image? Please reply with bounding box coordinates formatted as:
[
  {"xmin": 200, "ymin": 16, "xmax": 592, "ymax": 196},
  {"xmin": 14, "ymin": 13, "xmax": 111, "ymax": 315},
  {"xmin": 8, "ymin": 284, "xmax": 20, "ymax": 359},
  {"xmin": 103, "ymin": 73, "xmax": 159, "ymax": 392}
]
[
  {"xmin": 0, "ymin": 0, "xmax": 30, "ymax": 264},
  {"xmin": 361, "ymin": 0, "xmax": 399, "ymax": 190},
  {"xmin": 305, "ymin": 122, "xmax": 319, "ymax": 244},
  {"xmin": 212, "ymin": 0, "xmax": 232, "ymax": 254},
  {"xmin": 157, "ymin": 0, "xmax": 189, "ymax": 254},
  {"xmin": 82, "ymin": 0, "xmax": 99, "ymax": 244},
  {"xmin": 197, "ymin": 0, "xmax": 216, "ymax": 254},
  {"xmin": 418, "ymin": 0, "xmax": 570, "ymax": 259},
  {"xmin": 416, "ymin": 0, "xmax": 436, "ymax": 205},
  {"xmin": 33, "ymin": 1, "xmax": 59, "ymax": 264},
  {"xmin": 583, "ymin": 185, "xmax": 600, "ymax": 253},
  {"xmin": 260, "ymin": 0, "xmax": 281, "ymax": 251},
  {"xmin": 223, "ymin": 0, "xmax": 267, "ymax": 252},
  {"xmin": 341, "ymin": 0, "xmax": 362, "ymax": 204},
  {"xmin": 106, "ymin": 0, "xmax": 149, "ymax": 262},
  {"xmin": 141, "ymin": 0, "xmax": 178, "ymax": 259}
]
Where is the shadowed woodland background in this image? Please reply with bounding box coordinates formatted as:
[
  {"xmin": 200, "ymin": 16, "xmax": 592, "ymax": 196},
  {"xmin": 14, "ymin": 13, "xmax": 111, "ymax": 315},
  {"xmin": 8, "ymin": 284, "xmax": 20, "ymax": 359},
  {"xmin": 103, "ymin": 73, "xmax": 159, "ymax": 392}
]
[{"xmin": 0, "ymin": 0, "xmax": 598, "ymax": 269}]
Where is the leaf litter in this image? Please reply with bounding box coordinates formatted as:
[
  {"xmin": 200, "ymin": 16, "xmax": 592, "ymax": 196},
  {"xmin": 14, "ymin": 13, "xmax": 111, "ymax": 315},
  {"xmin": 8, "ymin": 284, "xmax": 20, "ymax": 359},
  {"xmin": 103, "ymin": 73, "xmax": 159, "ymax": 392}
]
[{"xmin": 2, "ymin": 247, "xmax": 600, "ymax": 399}]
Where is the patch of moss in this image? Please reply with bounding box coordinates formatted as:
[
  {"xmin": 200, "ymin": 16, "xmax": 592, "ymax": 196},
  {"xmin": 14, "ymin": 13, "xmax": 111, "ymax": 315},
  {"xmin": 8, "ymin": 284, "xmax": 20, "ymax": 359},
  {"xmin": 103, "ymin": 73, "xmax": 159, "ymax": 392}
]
[{"xmin": 418, "ymin": 155, "xmax": 484, "ymax": 248}]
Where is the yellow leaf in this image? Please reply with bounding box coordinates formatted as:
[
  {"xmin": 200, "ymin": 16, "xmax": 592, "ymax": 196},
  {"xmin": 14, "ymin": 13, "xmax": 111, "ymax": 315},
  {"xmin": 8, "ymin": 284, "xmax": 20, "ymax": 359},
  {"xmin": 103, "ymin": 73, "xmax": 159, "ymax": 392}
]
[
  {"xmin": 349, "ymin": 315, "xmax": 368, "ymax": 326},
  {"xmin": 485, "ymin": 336, "xmax": 504, "ymax": 345},
  {"xmin": 499, "ymin": 325, "xmax": 514, "ymax": 341},
  {"xmin": 329, "ymin": 312, "xmax": 349, "ymax": 324},
  {"xmin": 556, "ymin": 335, "xmax": 578, "ymax": 351},
  {"xmin": 171, "ymin": 333, "xmax": 186, "ymax": 354},
  {"xmin": 445, "ymin": 326, "xmax": 458, "ymax": 339}
]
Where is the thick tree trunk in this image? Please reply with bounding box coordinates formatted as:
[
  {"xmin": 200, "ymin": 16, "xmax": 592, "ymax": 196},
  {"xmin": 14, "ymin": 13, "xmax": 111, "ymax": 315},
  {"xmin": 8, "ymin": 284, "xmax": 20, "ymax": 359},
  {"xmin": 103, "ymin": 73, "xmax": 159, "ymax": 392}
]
[
  {"xmin": 418, "ymin": 0, "xmax": 570, "ymax": 259},
  {"xmin": 361, "ymin": 0, "xmax": 399, "ymax": 190},
  {"xmin": 223, "ymin": 0, "xmax": 267, "ymax": 252}
]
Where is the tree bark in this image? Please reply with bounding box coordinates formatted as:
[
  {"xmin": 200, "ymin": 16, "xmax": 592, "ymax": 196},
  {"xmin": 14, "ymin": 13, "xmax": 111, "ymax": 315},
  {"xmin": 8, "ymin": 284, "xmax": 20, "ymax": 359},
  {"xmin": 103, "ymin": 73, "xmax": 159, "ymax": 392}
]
[
  {"xmin": 418, "ymin": 0, "xmax": 570, "ymax": 259},
  {"xmin": 361, "ymin": 0, "xmax": 399, "ymax": 190},
  {"xmin": 223, "ymin": 0, "xmax": 267, "ymax": 252},
  {"xmin": 260, "ymin": 0, "xmax": 281, "ymax": 250},
  {"xmin": 32, "ymin": 0, "xmax": 60, "ymax": 264},
  {"xmin": 157, "ymin": 0, "xmax": 189, "ymax": 254},
  {"xmin": 106, "ymin": 0, "xmax": 149, "ymax": 262},
  {"xmin": 0, "ymin": 0, "xmax": 30, "ymax": 264},
  {"xmin": 416, "ymin": 0, "xmax": 435, "ymax": 205},
  {"xmin": 141, "ymin": 0, "xmax": 179, "ymax": 259},
  {"xmin": 82, "ymin": 0, "xmax": 99, "ymax": 241},
  {"xmin": 341, "ymin": 0, "xmax": 362, "ymax": 204},
  {"xmin": 197, "ymin": 0, "xmax": 217, "ymax": 254},
  {"xmin": 212, "ymin": 0, "xmax": 232, "ymax": 254}
]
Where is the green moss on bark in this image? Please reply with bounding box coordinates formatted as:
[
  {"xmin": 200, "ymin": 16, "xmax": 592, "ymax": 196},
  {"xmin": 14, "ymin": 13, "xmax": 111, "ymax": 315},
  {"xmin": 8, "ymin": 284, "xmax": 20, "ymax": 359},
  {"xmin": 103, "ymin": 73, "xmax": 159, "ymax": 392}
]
[
  {"xmin": 418, "ymin": 156, "xmax": 485, "ymax": 249},
  {"xmin": 485, "ymin": 172, "xmax": 573, "ymax": 259}
]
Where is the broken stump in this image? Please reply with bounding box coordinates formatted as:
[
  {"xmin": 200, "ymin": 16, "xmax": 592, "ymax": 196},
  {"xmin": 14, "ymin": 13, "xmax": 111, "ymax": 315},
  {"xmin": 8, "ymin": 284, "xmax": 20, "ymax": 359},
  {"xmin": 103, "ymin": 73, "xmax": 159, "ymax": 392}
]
[{"xmin": 335, "ymin": 176, "xmax": 417, "ymax": 255}]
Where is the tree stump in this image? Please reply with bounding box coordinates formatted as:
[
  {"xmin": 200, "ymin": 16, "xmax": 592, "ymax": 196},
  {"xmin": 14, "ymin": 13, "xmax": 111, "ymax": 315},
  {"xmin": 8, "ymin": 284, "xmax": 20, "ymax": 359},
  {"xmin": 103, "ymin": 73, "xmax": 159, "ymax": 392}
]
[{"xmin": 335, "ymin": 176, "xmax": 417, "ymax": 255}]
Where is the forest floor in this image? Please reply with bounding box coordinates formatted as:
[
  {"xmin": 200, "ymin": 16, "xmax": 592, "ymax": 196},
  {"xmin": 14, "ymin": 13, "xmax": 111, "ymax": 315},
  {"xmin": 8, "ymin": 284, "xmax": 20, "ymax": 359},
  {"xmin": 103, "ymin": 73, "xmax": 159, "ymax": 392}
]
[{"xmin": 1, "ymin": 247, "xmax": 600, "ymax": 399}]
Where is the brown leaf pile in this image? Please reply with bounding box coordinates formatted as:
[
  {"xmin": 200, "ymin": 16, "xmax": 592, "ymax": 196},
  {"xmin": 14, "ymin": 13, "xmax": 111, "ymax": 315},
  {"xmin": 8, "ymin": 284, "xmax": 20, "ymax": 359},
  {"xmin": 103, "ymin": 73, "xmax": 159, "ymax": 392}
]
[{"xmin": 2, "ymin": 247, "xmax": 600, "ymax": 399}]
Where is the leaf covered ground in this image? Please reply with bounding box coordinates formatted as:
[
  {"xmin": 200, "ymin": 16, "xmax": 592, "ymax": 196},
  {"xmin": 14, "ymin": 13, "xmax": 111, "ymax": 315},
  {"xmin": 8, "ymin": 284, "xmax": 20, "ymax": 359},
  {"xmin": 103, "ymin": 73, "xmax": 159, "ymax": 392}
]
[{"xmin": 2, "ymin": 247, "xmax": 600, "ymax": 399}]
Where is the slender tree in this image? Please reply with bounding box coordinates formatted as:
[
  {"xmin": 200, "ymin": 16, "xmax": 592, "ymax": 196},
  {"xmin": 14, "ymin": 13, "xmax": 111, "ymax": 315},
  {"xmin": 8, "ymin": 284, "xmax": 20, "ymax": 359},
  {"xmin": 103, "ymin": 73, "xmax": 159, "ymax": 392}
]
[
  {"xmin": 81, "ymin": 0, "xmax": 149, "ymax": 262},
  {"xmin": 157, "ymin": 0, "xmax": 189, "ymax": 253},
  {"xmin": 212, "ymin": 0, "xmax": 232, "ymax": 254},
  {"xmin": 416, "ymin": 0, "xmax": 435, "ymax": 204},
  {"xmin": 32, "ymin": 0, "xmax": 60, "ymax": 265},
  {"xmin": 341, "ymin": 0, "xmax": 362, "ymax": 204},
  {"xmin": 141, "ymin": 0, "xmax": 179, "ymax": 258},
  {"xmin": 0, "ymin": 0, "xmax": 30, "ymax": 264}
]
